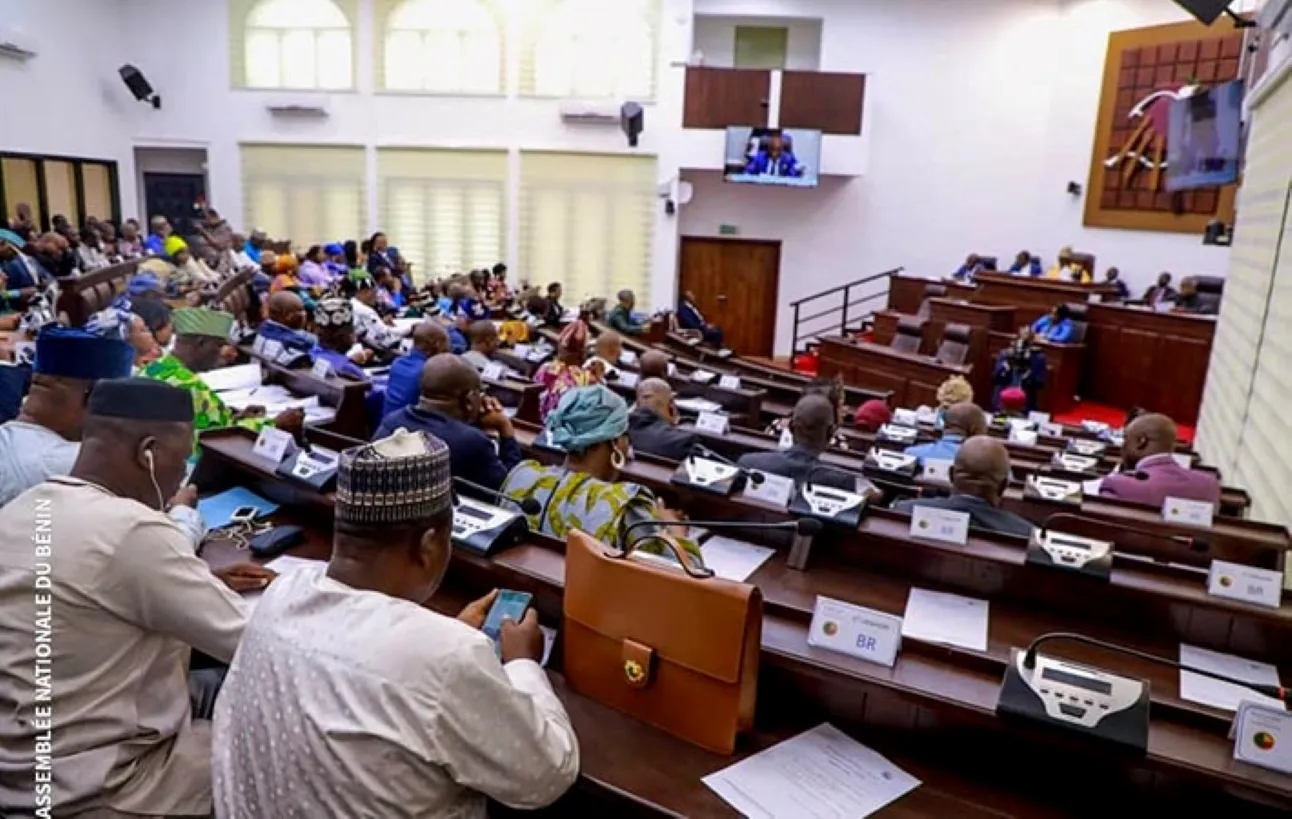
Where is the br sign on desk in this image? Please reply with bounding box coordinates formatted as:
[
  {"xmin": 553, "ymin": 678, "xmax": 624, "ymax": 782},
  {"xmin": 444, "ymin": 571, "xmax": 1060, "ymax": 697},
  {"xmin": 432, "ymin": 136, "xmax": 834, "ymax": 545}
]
[{"xmin": 807, "ymin": 596, "xmax": 901, "ymax": 668}]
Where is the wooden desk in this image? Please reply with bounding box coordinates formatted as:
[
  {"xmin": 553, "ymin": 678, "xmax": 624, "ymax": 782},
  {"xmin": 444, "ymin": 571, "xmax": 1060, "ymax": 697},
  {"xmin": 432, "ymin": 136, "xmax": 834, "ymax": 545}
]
[
  {"xmin": 260, "ymin": 360, "xmax": 372, "ymax": 440},
  {"xmin": 54, "ymin": 260, "xmax": 139, "ymax": 326},
  {"xmin": 985, "ymin": 333, "xmax": 1084, "ymax": 415},
  {"xmin": 482, "ymin": 375, "xmax": 542, "ymax": 425},
  {"xmin": 971, "ymin": 272, "xmax": 1118, "ymax": 326},
  {"xmin": 1083, "ymin": 303, "xmax": 1216, "ymax": 424},
  {"xmin": 818, "ymin": 337, "xmax": 969, "ymax": 409},
  {"xmin": 886, "ymin": 274, "xmax": 976, "ymax": 315},
  {"xmin": 926, "ymin": 299, "xmax": 1016, "ymax": 400}
]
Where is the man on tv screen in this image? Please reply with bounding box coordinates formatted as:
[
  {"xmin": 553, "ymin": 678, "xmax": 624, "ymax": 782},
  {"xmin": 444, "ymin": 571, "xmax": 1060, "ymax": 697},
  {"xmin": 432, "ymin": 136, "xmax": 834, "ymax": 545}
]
[{"xmin": 744, "ymin": 132, "xmax": 803, "ymax": 178}]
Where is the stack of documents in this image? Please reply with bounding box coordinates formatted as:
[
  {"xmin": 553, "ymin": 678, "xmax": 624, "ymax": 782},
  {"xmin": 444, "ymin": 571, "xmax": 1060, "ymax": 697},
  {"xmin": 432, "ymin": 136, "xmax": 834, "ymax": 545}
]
[
  {"xmin": 900, "ymin": 588, "xmax": 990, "ymax": 652},
  {"xmin": 1179, "ymin": 644, "xmax": 1286, "ymax": 712}
]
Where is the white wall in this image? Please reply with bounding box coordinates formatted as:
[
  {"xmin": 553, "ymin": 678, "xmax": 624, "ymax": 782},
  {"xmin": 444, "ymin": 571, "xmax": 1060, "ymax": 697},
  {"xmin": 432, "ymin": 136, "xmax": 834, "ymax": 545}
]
[
  {"xmin": 681, "ymin": 0, "xmax": 1238, "ymax": 353},
  {"xmin": 0, "ymin": 0, "xmax": 140, "ymax": 219},
  {"xmin": 134, "ymin": 147, "xmax": 209, "ymax": 223},
  {"xmin": 692, "ymin": 14, "xmax": 822, "ymax": 69}
]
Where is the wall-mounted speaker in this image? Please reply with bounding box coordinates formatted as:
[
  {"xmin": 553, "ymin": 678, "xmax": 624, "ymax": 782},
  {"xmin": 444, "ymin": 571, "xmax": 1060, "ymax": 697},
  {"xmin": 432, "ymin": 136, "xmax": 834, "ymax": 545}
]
[
  {"xmin": 119, "ymin": 64, "xmax": 160, "ymax": 109},
  {"xmin": 1173, "ymin": 1, "xmax": 1233, "ymax": 26}
]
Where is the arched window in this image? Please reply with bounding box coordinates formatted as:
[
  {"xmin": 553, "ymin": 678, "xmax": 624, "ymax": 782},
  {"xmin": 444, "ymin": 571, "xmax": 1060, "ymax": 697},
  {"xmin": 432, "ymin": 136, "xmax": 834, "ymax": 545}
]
[
  {"xmin": 244, "ymin": 0, "xmax": 354, "ymax": 90},
  {"xmin": 525, "ymin": 0, "xmax": 657, "ymax": 99},
  {"xmin": 383, "ymin": 0, "xmax": 503, "ymax": 94}
]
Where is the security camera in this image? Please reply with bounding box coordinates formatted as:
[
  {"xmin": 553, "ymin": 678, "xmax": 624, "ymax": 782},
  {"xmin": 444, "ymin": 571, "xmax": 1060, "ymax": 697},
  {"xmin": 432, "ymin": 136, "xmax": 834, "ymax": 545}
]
[{"xmin": 620, "ymin": 102, "xmax": 644, "ymax": 148}]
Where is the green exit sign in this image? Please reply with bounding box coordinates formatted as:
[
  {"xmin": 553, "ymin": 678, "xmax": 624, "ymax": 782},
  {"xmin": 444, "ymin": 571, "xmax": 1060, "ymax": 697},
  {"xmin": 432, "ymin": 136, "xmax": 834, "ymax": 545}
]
[{"xmin": 718, "ymin": 224, "xmax": 739, "ymax": 236}]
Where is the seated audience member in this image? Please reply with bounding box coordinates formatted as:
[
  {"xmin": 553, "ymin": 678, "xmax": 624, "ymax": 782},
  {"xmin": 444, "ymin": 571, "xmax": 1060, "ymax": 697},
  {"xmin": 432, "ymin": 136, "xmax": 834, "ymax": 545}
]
[
  {"xmin": 676, "ymin": 290, "xmax": 724, "ymax": 347},
  {"xmin": 1172, "ymin": 277, "xmax": 1217, "ymax": 315},
  {"xmin": 608, "ymin": 289, "xmax": 646, "ymax": 336},
  {"xmin": 588, "ymin": 329, "xmax": 623, "ymax": 380},
  {"xmin": 638, "ymin": 349, "xmax": 671, "ymax": 380},
  {"xmin": 324, "ymin": 242, "xmax": 348, "ymax": 278},
  {"xmin": 1104, "ymin": 266, "xmax": 1130, "ymax": 300},
  {"xmin": 894, "ymin": 436, "xmax": 1035, "ymax": 537},
  {"xmin": 0, "ymin": 229, "xmax": 39, "ymax": 300},
  {"xmin": 545, "ymin": 282, "xmax": 566, "ymax": 324},
  {"xmin": 365, "ymin": 231, "xmax": 395, "ymax": 277},
  {"xmin": 462, "ymin": 320, "xmax": 500, "ymax": 372},
  {"xmin": 1009, "ymin": 250, "xmax": 1042, "ymax": 277},
  {"xmin": 383, "ymin": 320, "xmax": 450, "ymax": 417},
  {"xmin": 739, "ymin": 394, "xmax": 859, "ymax": 491},
  {"xmin": 118, "ymin": 219, "xmax": 145, "ymax": 259},
  {"xmin": 629, "ymin": 377, "xmax": 697, "ymax": 461},
  {"xmin": 86, "ymin": 301, "xmax": 163, "ymax": 370},
  {"xmin": 1099, "ymin": 413, "xmax": 1220, "ymax": 507},
  {"xmin": 269, "ymin": 252, "xmax": 302, "ymax": 294},
  {"xmin": 298, "ymin": 244, "xmax": 332, "ymax": 290},
  {"xmin": 376, "ymin": 354, "xmax": 522, "ymax": 492},
  {"xmin": 488, "ymin": 261, "xmax": 512, "ymax": 305},
  {"xmin": 1031, "ymin": 304, "xmax": 1075, "ymax": 343},
  {"xmin": 905, "ymin": 402, "xmax": 986, "ymax": 466},
  {"xmin": 350, "ymin": 274, "xmax": 408, "ymax": 350},
  {"xmin": 934, "ymin": 374, "xmax": 974, "ymax": 426},
  {"xmin": 1143, "ymin": 271, "xmax": 1177, "ymax": 307},
  {"xmin": 952, "ymin": 253, "xmax": 983, "ymax": 282},
  {"xmin": 766, "ymin": 376, "xmax": 852, "ymax": 450},
  {"xmin": 128, "ymin": 271, "xmax": 166, "ymax": 301},
  {"xmin": 213, "ymin": 431, "xmax": 577, "ymax": 816},
  {"xmin": 853, "ymin": 398, "xmax": 892, "ymax": 433},
  {"xmin": 144, "ymin": 215, "xmax": 171, "ymax": 255},
  {"xmin": 503, "ymin": 385, "xmax": 701, "ymax": 558},
  {"xmin": 244, "ymin": 229, "xmax": 267, "ymax": 265},
  {"xmin": 144, "ymin": 307, "xmax": 303, "ymax": 452},
  {"xmin": 168, "ymin": 236, "xmax": 220, "ymax": 292},
  {"xmin": 535, "ymin": 320, "xmax": 597, "ymax": 420},
  {"xmin": 8, "ymin": 202, "xmax": 35, "ymax": 242},
  {"xmin": 377, "ymin": 268, "xmax": 407, "ymax": 312},
  {"xmin": 0, "ymin": 327, "xmax": 133, "ymax": 506},
  {"xmin": 312, "ymin": 298, "xmax": 373, "ymax": 379},
  {"xmin": 197, "ymin": 208, "xmax": 234, "ymax": 252},
  {"xmin": 1046, "ymin": 246, "xmax": 1090, "ymax": 283},
  {"xmin": 256, "ymin": 291, "xmax": 317, "ymax": 359},
  {"xmin": 131, "ymin": 297, "xmax": 175, "ymax": 353},
  {"xmin": 0, "ymin": 377, "xmax": 269, "ymax": 816},
  {"xmin": 77, "ymin": 227, "xmax": 109, "ymax": 270},
  {"xmin": 993, "ymin": 327, "xmax": 1046, "ymax": 412}
]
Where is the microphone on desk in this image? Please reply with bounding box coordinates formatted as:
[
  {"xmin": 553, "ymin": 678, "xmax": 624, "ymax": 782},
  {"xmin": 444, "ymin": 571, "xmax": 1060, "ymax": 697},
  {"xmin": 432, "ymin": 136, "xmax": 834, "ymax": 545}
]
[
  {"xmin": 618, "ymin": 518, "xmax": 822, "ymax": 579},
  {"xmin": 1027, "ymin": 512, "xmax": 1203, "ymax": 581},
  {"xmin": 1037, "ymin": 512, "xmax": 1202, "ymax": 551},
  {"xmin": 999, "ymin": 630, "xmax": 1291, "ymax": 753},
  {"xmin": 452, "ymin": 476, "xmax": 541, "ymax": 517},
  {"xmin": 687, "ymin": 443, "xmax": 764, "ymax": 485}
]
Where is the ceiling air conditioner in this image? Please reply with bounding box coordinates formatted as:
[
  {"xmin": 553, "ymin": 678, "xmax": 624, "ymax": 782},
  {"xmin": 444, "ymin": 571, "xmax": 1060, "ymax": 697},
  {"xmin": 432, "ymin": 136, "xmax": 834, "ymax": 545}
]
[
  {"xmin": 558, "ymin": 99, "xmax": 621, "ymax": 126},
  {"xmin": 0, "ymin": 27, "xmax": 36, "ymax": 61}
]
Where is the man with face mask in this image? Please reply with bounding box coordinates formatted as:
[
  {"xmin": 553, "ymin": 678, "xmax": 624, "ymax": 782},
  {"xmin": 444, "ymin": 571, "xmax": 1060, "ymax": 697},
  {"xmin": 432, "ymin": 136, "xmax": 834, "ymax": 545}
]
[
  {"xmin": 374, "ymin": 353, "xmax": 522, "ymax": 492},
  {"xmin": 894, "ymin": 436, "xmax": 1035, "ymax": 537},
  {"xmin": 212, "ymin": 431, "xmax": 578, "ymax": 816},
  {"xmin": 628, "ymin": 377, "xmax": 697, "ymax": 461},
  {"xmin": 0, "ymin": 377, "xmax": 270, "ymax": 816}
]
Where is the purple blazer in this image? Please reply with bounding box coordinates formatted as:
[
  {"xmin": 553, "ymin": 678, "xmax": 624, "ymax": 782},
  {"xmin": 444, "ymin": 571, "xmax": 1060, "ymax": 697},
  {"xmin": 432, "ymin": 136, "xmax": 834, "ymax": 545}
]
[{"xmin": 1098, "ymin": 454, "xmax": 1221, "ymax": 508}]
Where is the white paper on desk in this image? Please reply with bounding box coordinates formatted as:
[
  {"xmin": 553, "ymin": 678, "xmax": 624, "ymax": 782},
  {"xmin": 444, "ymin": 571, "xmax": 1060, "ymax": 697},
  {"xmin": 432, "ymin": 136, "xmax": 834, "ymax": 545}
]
[
  {"xmin": 675, "ymin": 397, "xmax": 722, "ymax": 414},
  {"xmin": 901, "ymin": 588, "xmax": 989, "ymax": 652},
  {"xmin": 1179, "ymin": 644, "xmax": 1285, "ymax": 713},
  {"xmin": 700, "ymin": 537, "xmax": 775, "ymax": 582},
  {"xmin": 201, "ymin": 363, "xmax": 263, "ymax": 393},
  {"xmin": 241, "ymin": 555, "xmax": 327, "ymax": 613},
  {"xmin": 702, "ymin": 723, "xmax": 921, "ymax": 819}
]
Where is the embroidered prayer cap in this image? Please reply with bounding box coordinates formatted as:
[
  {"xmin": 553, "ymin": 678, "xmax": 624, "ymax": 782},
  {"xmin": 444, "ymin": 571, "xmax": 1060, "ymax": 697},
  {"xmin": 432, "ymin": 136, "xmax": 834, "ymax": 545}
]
[
  {"xmin": 173, "ymin": 307, "xmax": 235, "ymax": 340},
  {"xmin": 336, "ymin": 429, "xmax": 452, "ymax": 527},
  {"xmin": 558, "ymin": 319, "xmax": 589, "ymax": 356},
  {"xmin": 88, "ymin": 376, "xmax": 194, "ymax": 422},
  {"xmin": 34, "ymin": 326, "xmax": 134, "ymax": 381},
  {"xmin": 314, "ymin": 298, "xmax": 353, "ymax": 329}
]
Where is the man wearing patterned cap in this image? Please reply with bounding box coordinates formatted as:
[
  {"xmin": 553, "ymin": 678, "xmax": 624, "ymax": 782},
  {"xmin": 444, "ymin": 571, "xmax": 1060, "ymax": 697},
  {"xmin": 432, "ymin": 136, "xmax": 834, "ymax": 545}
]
[
  {"xmin": 311, "ymin": 297, "xmax": 373, "ymax": 380},
  {"xmin": 0, "ymin": 326, "xmax": 133, "ymax": 506},
  {"xmin": 144, "ymin": 306, "xmax": 303, "ymax": 453},
  {"xmin": 213, "ymin": 429, "xmax": 579, "ymax": 816},
  {"xmin": 0, "ymin": 377, "xmax": 270, "ymax": 816}
]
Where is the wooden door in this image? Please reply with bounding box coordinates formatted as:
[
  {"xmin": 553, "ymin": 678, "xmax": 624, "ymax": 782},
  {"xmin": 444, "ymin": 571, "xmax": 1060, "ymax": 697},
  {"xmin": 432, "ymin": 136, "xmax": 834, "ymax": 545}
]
[{"xmin": 678, "ymin": 237, "xmax": 780, "ymax": 357}]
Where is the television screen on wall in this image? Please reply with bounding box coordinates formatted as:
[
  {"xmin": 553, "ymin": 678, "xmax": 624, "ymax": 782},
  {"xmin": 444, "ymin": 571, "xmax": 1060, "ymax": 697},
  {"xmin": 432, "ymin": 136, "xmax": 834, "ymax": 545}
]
[
  {"xmin": 1166, "ymin": 80, "xmax": 1244, "ymax": 192},
  {"xmin": 723, "ymin": 127, "xmax": 821, "ymax": 188}
]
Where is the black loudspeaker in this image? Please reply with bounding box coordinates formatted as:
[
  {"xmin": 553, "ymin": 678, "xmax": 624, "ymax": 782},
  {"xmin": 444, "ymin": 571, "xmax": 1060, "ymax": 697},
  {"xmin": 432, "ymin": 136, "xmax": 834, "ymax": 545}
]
[
  {"xmin": 1172, "ymin": 0, "xmax": 1232, "ymax": 25},
  {"xmin": 620, "ymin": 102, "xmax": 644, "ymax": 148},
  {"xmin": 119, "ymin": 64, "xmax": 161, "ymax": 109}
]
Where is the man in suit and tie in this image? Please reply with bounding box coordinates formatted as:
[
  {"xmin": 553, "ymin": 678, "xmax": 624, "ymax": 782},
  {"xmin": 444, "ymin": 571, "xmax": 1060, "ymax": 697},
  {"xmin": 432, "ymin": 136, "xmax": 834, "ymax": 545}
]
[
  {"xmin": 1099, "ymin": 413, "xmax": 1220, "ymax": 508},
  {"xmin": 893, "ymin": 436, "xmax": 1035, "ymax": 537},
  {"xmin": 736, "ymin": 395, "xmax": 858, "ymax": 491},
  {"xmin": 627, "ymin": 379, "xmax": 696, "ymax": 462},
  {"xmin": 1143, "ymin": 272, "xmax": 1178, "ymax": 308}
]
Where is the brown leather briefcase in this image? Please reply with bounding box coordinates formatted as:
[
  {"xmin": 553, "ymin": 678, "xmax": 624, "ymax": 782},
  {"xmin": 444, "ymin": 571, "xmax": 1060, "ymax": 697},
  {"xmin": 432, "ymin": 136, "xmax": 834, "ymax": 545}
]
[{"xmin": 562, "ymin": 529, "xmax": 762, "ymax": 754}]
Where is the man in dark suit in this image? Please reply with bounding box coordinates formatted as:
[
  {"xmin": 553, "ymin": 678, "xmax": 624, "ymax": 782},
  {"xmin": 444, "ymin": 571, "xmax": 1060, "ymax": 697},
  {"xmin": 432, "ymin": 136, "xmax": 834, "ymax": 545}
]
[
  {"xmin": 893, "ymin": 436, "xmax": 1035, "ymax": 537},
  {"xmin": 1143, "ymin": 272, "xmax": 1177, "ymax": 308},
  {"xmin": 736, "ymin": 395, "xmax": 858, "ymax": 491},
  {"xmin": 627, "ymin": 379, "xmax": 696, "ymax": 461}
]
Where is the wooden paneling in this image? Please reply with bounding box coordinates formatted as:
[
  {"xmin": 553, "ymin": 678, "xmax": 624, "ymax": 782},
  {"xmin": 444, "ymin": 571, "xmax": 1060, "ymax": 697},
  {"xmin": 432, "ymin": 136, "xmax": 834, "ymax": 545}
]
[
  {"xmin": 778, "ymin": 71, "xmax": 866, "ymax": 135},
  {"xmin": 682, "ymin": 68, "xmax": 770, "ymax": 129},
  {"xmin": 972, "ymin": 272, "xmax": 1119, "ymax": 327},
  {"xmin": 678, "ymin": 236, "xmax": 780, "ymax": 357},
  {"xmin": 1083, "ymin": 303, "xmax": 1215, "ymax": 423},
  {"xmin": 886, "ymin": 274, "xmax": 974, "ymax": 315},
  {"xmin": 818, "ymin": 337, "xmax": 968, "ymax": 408}
]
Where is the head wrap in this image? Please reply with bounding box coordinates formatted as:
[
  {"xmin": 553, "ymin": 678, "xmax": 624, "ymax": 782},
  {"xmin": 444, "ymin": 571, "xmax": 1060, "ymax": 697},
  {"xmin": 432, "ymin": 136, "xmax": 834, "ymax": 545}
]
[
  {"xmin": 85, "ymin": 296, "xmax": 136, "ymax": 342},
  {"xmin": 853, "ymin": 399, "xmax": 892, "ymax": 432},
  {"xmin": 89, "ymin": 377, "xmax": 193, "ymax": 422},
  {"xmin": 1058, "ymin": 245, "xmax": 1074, "ymax": 258},
  {"xmin": 164, "ymin": 236, "xmax": 188, "ymax": 259},
  {"xmin": 936, "ymin": 375, "xmax": 974, "ymax": 409},
  {"xmin": 558, "ymin": 319, "xmax": 589, "ymax": 356},
  {"xmin": 315, "ymin": 298, "xmax": 354, "ymax": 329},
  {"xmin": 324, "ymin": 243, "xmax": 344, "ymax": 257},
  {"xmin": 0, "ymin": 228, "xmax": 25, "ymax": 249},
  {"xmin": 127, "ymin": 273, "xmax": 164, "ymax": 298},
  {"xmin": 34, "ymin": 326, "xmax": 133, "ymax": 381},
  {"xmin": 336, "ymin": 429, "xmax": 452, "ymax": 527},
  {"xmin": 275, "ymin": 254, "xmax": 299, "ymax": 274},
  {"xmin": 173, "ymin": 307, "xmax": 235, "ymax": 340},
  {"xmin": 999, "ymin": 387, "xmax": 1028, "ymax": 413},
  {"xmin": 545, "ymin": 385, "xmax": 629, "ymax": 453}
]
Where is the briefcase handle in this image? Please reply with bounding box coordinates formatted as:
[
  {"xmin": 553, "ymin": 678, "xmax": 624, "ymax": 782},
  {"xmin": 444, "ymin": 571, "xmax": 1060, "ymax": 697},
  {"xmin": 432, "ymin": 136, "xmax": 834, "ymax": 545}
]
[{"xmin": 612, "ymin": 530, "xmax": 715, "ymax": 580}]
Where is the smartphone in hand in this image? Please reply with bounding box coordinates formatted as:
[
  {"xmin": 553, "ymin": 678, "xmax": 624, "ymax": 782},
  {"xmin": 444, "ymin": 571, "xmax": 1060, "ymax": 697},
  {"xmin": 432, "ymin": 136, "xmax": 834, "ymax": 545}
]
[{"xmin": 482, "ymin": 590, "xmax": 533, "ymax": 652}]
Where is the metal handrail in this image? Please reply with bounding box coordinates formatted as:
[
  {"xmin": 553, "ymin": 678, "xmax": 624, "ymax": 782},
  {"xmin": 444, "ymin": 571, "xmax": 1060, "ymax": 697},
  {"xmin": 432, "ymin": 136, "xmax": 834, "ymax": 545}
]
[{"xmin": 790, "ymin": 267, "xmax": 904, "ymax": 355}]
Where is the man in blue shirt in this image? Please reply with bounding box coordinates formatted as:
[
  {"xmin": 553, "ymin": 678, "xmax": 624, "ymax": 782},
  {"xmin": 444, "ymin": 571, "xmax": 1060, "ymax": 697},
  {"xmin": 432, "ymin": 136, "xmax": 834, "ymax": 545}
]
[
  {"xmin": 1031, "ymin": 304, "xmax": 1075, "ymax": 343},
  {"xmin": 374, "ymin": 354, "xmax": 522, "ymax": 492},
  {"xmin": 1008, "ymin": 250, "xmax": 1043, "ymax": 277},
  {"xmin": 244, "ymin": 230, "xmax": 267, "ymax": 265},
  {"xmin": 381, "ymin": 320, "xmax": 450, "ymax": 418},
  {"xmin": 1103, "ymin": 267, "xmax": 1131, "ymax": 301},
  {"xmin": 951, "ymin": 254, "xmax": 984, "ymax": 282},
  {"xmin": 904, "ymin": 402, "xmax": 986, "ymax": 466},
  {"xmin": 144, "ymin": 215, "xmax": 171, "ymax": 256}
]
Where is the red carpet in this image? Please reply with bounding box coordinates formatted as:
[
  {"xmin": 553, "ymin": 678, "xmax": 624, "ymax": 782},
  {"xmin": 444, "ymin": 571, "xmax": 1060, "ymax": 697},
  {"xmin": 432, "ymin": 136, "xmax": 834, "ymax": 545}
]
[{"xmin": 1055, "ymin": 402, "xmax": 1194, "ymax": 443}]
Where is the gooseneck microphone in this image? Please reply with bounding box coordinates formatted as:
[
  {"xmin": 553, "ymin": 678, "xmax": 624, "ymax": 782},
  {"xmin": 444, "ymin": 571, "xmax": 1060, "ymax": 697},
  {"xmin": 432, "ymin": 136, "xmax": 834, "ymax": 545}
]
[
  {"xmin": 1022, "ymin": 632, "xmax": 1292, "ymax": 705},
  {"xmin": 688, "ymin": 443, "xmax": 765, "ymax": 485},
  {"xmin": 620, "ymin": 518, "xmax": 823, "ymax": 579},
  {"xmin": 452, "ymin": 477, "xmax": 541, "ymax": 517},
  {"xmin": 1038, "ymin": 512, "xmax": 1202, "ymax": 552}
]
